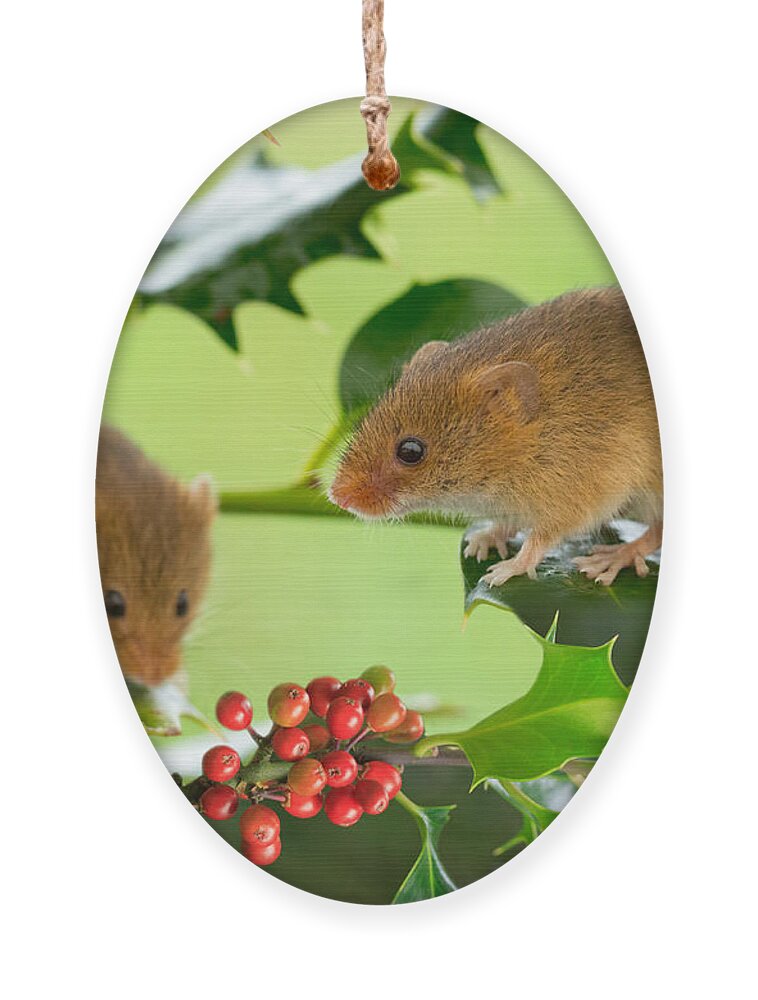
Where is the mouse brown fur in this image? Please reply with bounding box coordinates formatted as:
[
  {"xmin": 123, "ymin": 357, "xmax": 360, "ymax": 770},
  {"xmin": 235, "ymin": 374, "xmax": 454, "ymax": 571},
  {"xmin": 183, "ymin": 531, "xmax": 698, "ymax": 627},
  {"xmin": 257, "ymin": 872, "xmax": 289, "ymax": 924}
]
[
  {"xmin": 329, "ymin": 287, "xmax": 662, "ymax": 586},
  {"xmin": 96, "ymin": 425, "xmax": 216, "ymax": 685}
]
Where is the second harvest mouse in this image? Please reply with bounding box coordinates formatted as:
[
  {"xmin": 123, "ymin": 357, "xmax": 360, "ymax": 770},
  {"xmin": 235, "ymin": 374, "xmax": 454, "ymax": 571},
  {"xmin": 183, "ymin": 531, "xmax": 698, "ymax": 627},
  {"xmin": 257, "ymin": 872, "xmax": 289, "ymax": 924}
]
[
  {"xmin": 329, "ymin": 287, "xmax": 662, "ymax": 586},
  {"xmin": 96, "ymin": 425, "xmax": 216, "ymax": 685}
]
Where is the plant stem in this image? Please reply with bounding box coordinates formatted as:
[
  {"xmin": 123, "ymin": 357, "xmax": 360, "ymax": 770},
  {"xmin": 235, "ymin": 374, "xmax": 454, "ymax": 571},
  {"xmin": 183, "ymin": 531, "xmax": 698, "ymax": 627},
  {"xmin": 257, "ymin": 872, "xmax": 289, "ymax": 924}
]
[
  {"xmin": 218, "ymin": 482, "xmax": 463, "ymax": 527},
  {"xmin": 219, "ymin": 483, "xmax": 343, "ymax": 517},
  {"xmin": 237, "ymin": 756, "xmax": 282, "ymax": 787},
  {"xmin": 229, "ymin": 744, "xmax": 471, "ymax": 791},
  {"xmin": 393, "ymin": 789, "xmax": 421, "ymax": 818},
  {"xmin": 357, "ymin": 745, "xmax": 470, "ymax": 768},
  {"xmin": 181, "ymin": 733, "xmax": 471, "ymax": 809},
  {"xmin": 345, "ymin": 727, "xmax": 371, "ymax": 752},
  {"xmin": 492, "ymin": 833, "xmax": 529, "ymax": 857}
]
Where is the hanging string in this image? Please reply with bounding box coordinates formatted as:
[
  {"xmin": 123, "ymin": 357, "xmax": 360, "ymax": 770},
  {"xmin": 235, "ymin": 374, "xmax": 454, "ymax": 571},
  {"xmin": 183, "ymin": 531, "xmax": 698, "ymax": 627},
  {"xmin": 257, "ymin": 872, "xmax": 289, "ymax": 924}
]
[{"xmin": 360, "ymin": 0, "xmax": 400, "ymax": 190}]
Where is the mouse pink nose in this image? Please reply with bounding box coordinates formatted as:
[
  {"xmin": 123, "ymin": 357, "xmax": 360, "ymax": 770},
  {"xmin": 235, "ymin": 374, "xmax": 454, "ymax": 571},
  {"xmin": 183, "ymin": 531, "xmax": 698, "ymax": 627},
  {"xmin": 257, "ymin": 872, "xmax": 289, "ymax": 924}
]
[{"xmin": 328, "ymin": 467, "xmax": 399, "ymax": 519}]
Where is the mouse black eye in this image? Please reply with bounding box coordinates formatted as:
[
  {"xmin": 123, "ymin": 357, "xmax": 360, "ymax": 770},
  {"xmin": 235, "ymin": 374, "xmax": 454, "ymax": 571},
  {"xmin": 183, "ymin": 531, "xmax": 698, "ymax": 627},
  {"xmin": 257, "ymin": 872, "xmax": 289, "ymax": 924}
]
[
  {"xmin": 105, "ymin": 590, "xmax": 126, "ymax": 618},
  {"xmin": 396, "ymin": 437, "xmax": 426, "ymax": 466},
  {"xmin": 175, "ymin": 590, "xmax": 190, "ymax": 617}
]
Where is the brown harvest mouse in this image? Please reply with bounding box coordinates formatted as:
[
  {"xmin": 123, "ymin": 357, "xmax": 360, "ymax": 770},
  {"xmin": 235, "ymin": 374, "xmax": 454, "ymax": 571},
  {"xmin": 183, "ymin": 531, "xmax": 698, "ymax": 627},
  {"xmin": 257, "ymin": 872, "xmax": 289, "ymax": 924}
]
[
  {"xmin": 96, "ymin": 425, "xmax": 216, "ymax": 685},
  {"xmin": 329, "ymin": 287, "xmax": 662, "ymax": 586}
]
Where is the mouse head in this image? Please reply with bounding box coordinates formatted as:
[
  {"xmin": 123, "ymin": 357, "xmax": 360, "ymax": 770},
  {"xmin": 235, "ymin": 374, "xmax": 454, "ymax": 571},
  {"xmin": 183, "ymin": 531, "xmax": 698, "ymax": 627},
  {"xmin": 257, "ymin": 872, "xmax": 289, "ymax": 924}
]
[
  {"xmin": 329, "ymin": 340, "xmax": 539, "ymax": 519},
  {"xmin": 97, "ymin": 473, "xmax": 216, "ymax": 687}
]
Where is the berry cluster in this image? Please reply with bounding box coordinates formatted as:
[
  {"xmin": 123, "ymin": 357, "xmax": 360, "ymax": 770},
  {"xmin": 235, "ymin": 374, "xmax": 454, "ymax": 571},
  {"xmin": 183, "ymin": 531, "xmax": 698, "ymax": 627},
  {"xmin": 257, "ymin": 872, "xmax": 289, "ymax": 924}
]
[{"xmin": 193, "ymin": 666, "xmax": 424, "ymax": 867}]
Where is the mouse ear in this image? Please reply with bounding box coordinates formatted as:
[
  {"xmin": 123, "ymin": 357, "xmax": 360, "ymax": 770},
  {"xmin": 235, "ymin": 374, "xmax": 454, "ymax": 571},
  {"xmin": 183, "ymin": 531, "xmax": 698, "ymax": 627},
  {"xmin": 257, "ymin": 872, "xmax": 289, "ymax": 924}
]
[
  {"xmin": 188, "ymin": 473, "xmax": 218, "ymax": 516},
  {"xmin": 471, "ymin": 361, "xmax": 540, "ymax": 423},
  {"xmin": 402, "ymin": 340, "xmax": 448, "ymax": 374}
]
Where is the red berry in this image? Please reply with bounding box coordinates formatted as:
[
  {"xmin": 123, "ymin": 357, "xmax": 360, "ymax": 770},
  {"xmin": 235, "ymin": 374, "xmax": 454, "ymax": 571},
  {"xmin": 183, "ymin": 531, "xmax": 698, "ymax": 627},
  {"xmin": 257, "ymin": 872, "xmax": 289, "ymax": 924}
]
[
  {"xmin": 361, "ymin": 760, "xmax": 402, "ymax": 799},
  {"xmin": 268, "ymin": 683, "xmax": 310, "ymax": 727},
  {"xmin": 239, "ymin": 804, "xmax": 280, "ymax": 845},
  {"xmin": 215, "ymin": 690, "xmax": 253, "ymax": 730},
  {"xmin": 283, "ymin": 790, "xmax": 323, "ymax": 819},
  {"xmin": 324, "ymin": 787, "xmax": 364, "ymax": 827},
  {"xmin": 385, "ymin": 709, "xmax": 425, "ymax": 744},
  {"xmin": 243, "ymin": 837, "xmax": 281, "ymax": 866},
  {"xmin": 355, "ymin": 778, "xmax": 389, "ymax": 815},
  {"xmin": 271, "ymin": 727, "xmax": 310, "ymax": 761},
  {"xmin": 288, "ymin": 758, "xmax": 327, "ymax": 797},
  {"xmin": 202, "ymin": 745, "xmax": 241, "ymax": 783},
  {"xmin": 339, "ymin": 678, "xmax": 374, "ymax": 710},
  {"xmin": 326, "ymin": 696, "xmax": 364, "ymax": 740},
  {"xmin": 366, "ymin": 692, "xmax": 407, "ymax": 733},
  {"xmin": 360, "ymin": 665, "xmax": 396, "ymax": 696},
  {"xmin": 302, "ymin": 723, "xmax": 330, "ymax": 752},
  {"xmin": 306, "ymin": 676, "xmax": 342, "ymax": 718},
  {"xmin": 199, "ymin": 784, "xmax": 239, "ymax": 820},
  {"xmin": 321, "ymin": 750, "xmax": 359, "ymax": 788}
]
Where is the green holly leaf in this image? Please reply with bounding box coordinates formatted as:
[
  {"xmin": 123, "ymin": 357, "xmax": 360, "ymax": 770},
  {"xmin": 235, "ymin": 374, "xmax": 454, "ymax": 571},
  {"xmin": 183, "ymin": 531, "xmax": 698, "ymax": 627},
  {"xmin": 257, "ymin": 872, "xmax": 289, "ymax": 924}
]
[
  {"xmin": 126, "ymin": 679, "xmax": 218, "ymax": 738},
  {"xmin": 461, "ymin": 526, "xmax": 658, "ymax": 684},
  {"xmin": 415, "ymin": 627, "xmax": 628, "ymax": 786},
  {"xmin": 138, "ymin": 152, "xmax": 379, "ymax": 349},
  {"xmin": 137, "ymin": 108, "xmax": 501, "ymax": 350},
  {"xmin": 339, "ymin": 279, "xmax": 525, "ymax": 412},
  {"xmin": 392, "ymin": 793, "xmax": 458, "ymax": 904}
]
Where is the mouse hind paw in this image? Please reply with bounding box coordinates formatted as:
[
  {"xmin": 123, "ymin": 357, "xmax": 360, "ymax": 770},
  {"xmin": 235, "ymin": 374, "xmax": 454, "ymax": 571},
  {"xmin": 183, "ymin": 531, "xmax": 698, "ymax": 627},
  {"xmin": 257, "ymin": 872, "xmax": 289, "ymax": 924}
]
[
  {"xmin": 573, "ymin": 547, "xmax": 649, "ymax": 585},
  {"xmin": 573, "ymin": 523, "xmax": 662, "ymax": 586}
]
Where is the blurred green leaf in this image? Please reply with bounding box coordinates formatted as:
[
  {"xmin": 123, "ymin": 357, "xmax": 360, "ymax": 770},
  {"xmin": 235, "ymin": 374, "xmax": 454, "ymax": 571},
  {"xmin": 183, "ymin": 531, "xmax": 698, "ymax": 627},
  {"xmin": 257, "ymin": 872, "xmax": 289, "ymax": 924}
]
[
  {"xmin": 487, "ymin": 779, "xmax": 560, "ymax": 856},
  {"xmin": 416, "ymin": 628, "xmax": 628, "ymax": 785},
  {"xmin": 519, "ymin": 769, "xmax": 579, "ymax": 812},
  {"xmin": 137, "ymin": 109, "xmax": 502, "ymax": 349},
  {"xmin": 488, "ymin": 768, "xmax": 587, "ymax": 855},
  {"xmin": 139, "ymin": 153, "xmax": 378, "ymax": 349},
  {"xmin": 562, "ymin": 759, "xmax": 596, "ymax": 787},
  {"xmin": 339, "ymin": 279, "xmax": 525, "ymax": 411},
  {"xmin": 392, "ymin": 793, "xmax": 457, "ymax": 904},
  {"xmin": 461, "ymin": 526, "xmax": 658, "ymax": 684},
  {"xmin": 422, "ymin": 107, "xmax": 503, "ymax": 200}
]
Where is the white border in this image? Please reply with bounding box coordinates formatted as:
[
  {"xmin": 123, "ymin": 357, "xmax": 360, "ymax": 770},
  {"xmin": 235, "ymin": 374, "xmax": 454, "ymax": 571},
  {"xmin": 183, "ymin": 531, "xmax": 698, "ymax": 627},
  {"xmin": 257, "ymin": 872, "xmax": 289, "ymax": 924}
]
[{"xmin": 3, "ymin": 2, "xmax": 754, "ymax": 996}]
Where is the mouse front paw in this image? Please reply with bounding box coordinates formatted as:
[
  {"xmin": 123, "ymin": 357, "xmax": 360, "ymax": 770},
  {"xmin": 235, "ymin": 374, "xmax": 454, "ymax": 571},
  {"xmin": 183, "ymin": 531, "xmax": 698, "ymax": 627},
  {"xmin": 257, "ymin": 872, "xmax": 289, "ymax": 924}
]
[
  {"xmin": 478, "ymin": 532, "xmax": 548, "ymax": 587},
  {"xmin": 481, "ymin": 557, "xmax": 530, "ymax": 587},
  {"xmin": 463, "ymin": 523, "xmax": 514, "ymax": 562}
]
